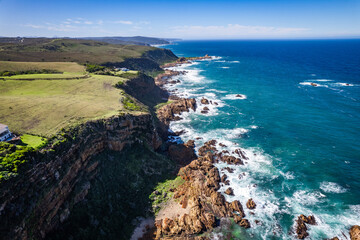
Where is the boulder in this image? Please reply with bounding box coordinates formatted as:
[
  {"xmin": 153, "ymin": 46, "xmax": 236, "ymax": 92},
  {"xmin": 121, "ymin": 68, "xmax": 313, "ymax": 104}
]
[
  {"xmin": 203, "ymin": 106, "xmax": 209, "ymax": 111},
  {"xmin": 350, "ymin": 225, "xmax": 360, "ymax": 240},
  {"xmin": 295, "ymin": 214, "xmax": 316, "ymax": 239},
  {"xmin": 246, "ymin": 198, "xmax": 256, "ymax": 210},
  {"xmin": 239, "ymin": 219, "xmax": 250, "ymax": 228},
  {"xmin": 224, "ymin": 187, "xmax": 234, "ymax": 196},
  {"xmin": 201, "ymin": 98, "xmax": 209, "ymax": 105}
]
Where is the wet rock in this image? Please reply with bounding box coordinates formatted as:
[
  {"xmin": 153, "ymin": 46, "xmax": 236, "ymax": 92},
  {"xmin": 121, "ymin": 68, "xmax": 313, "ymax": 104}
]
[
  {"xmin": 295, "ymin": 214, "xmax": 316, "ymax": 239},
  {"xmin": 220, "ymin": 174, "xmax": 228, "ymax": 183},
  {"xmin": 350, "ymin": 225, "xmax": 360, "ymax": 240},
  {"xmin": 239, "ymin": 219, "xmax": 250, "ymax": 228},
  {"xmin": 224, "ymin": 167, "xmax": 234, "ymax": 173},
  {"xmin": 246, "ymin": 198, "xmax": 256, "ymax": 210},
  {"xmin": 224, "ymin": 187, "xmax": 234, "ymax": 196},
  {"xmin": 157, "ymin": 98, "xmax": 197, "ymax": 126},
  {"xmin": 201, "ymin": 98, "xmax": 209, "ymax": 105},
  {"xmin": 221, "ymin": 155, "xmax": 243, "ymax": 165},
  {"xmin": 203, "ymin": 106, "xmax": 209, "ymax": 111}
]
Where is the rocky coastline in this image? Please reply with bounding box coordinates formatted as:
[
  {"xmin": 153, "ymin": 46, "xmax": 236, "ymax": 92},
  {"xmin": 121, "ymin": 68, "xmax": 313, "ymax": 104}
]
[{"xmin": 146, "ymin": 55, "xmax": 360, "ymax": 240}]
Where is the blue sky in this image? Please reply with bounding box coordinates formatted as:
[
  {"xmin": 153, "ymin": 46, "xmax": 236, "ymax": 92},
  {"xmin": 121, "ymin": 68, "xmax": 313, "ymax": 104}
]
[{"xmin": 0, "ymin": 0, "xmax": 359, "ymax": 39}]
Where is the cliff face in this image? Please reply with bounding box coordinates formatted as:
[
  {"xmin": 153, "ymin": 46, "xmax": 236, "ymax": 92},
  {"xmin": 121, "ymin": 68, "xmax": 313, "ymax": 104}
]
[{"xmin": 0, "ymin": 114, "xmax": 173, "ymax": 240}]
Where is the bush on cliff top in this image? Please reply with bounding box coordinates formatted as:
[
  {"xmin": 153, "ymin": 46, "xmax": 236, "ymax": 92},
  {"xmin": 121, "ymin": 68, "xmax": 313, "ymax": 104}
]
[{"xmin": 0, "ymin": 142, "xmax": 34, "ymax": 182}]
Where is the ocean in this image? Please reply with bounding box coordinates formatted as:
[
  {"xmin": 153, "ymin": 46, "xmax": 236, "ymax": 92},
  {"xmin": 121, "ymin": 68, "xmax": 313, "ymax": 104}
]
[{"xmin": 160, "ymin": 40, "xmax": 360, "ymax": 239}]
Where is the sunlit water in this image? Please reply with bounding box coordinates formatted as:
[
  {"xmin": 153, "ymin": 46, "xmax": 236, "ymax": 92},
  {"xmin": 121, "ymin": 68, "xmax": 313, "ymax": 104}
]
[{"xmin": 160, "ymin": 40, "xmax": 360, "ymax": 239}]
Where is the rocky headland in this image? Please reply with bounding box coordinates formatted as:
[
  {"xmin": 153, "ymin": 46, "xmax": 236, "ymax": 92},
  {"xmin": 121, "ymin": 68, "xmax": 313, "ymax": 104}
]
[
  {"xmin": 0, "ymin": 51, "xmax": 358, "ymax": 240},
  {"xmin": 147, "ymin": 55, "xmax": 360, "ymax": 240}
]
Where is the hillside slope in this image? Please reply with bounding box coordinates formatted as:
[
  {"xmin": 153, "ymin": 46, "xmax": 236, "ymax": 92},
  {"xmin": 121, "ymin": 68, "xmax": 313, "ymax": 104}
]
[{"xmin": 0, "ymin": 38, "xmax": 177, "ymax": 68}]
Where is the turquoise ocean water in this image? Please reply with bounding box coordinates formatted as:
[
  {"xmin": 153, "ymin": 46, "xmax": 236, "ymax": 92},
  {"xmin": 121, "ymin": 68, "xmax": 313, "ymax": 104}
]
[{"xmin": 160, "ymin": 40, "xmax": 360, "ymax": 239}]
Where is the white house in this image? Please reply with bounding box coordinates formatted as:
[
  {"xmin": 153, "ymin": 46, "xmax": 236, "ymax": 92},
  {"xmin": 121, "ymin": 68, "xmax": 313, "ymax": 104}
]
[{"xmin": 0, "ymin": 124, "xmax": 12, "ymax": 141}]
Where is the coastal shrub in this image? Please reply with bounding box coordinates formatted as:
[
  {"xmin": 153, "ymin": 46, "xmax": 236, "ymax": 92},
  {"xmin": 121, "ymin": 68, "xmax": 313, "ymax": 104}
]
[
  {"xmin": 114, "ymin": 80, "xmax": 124, "ymax": 88},
  {"xmin": 0, "ymin": 69, "xmax": 62, "ymax": 76},
  {"xmin": 85, "ymin": 64, "xmax": 105, "ymax": 73},
  {"xmin": 149, "ymin": 176, "xmax": 185, "ymax": 215},
  {"xmin": 0, "ymin": 142, "xmax": 34, "ymax": 182},
  {"xmin": 122, "ymin": 96, "xmax": 142, "ymax": 111}
]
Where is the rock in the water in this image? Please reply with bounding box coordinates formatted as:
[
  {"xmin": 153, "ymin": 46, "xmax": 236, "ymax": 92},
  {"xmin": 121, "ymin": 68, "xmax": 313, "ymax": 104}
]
[
  {"xmin": 246, "ymin": 198, "xmax": 256, "ymax": 209},
  {"xmin": 295, "ymin": 214, "xmax": 316, "ymax": 239},
  {"xmin": 203, "ymin": 106, "xmax": 209, "ymax": 111},
  {"xmin": 224, "ymin": 187, "xmax": 234, "ymax": 196},
  {"xmin": 201, "ymin": 98, "xmax": 209, "ymax": 105},
  {"xmin": 350, "ymin": 225, "xmax": 360, "ymax": 240},
  {"xmin": 239, "ymin": 219, "xmax": 250, "ymax": 228}
]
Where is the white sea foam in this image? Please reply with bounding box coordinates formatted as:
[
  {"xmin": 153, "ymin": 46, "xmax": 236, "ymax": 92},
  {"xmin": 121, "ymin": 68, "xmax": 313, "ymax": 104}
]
[
  {"xmin": 313, "ymin": 79, "xmax": 334, "ymax": 82},
  {"xmin": 279, "ymin": 171, "xmax": 295, "ymax": 180},
  {"xmin": 250, "ymin": 125, "xmax": 258, "ymax": 129},
  {"xmin": 222, "ymin": 94, "xmax": 247, "ymax": 100},
  {"xmin": 333, "ymin": 82, "xmax": 354, "ymax": 87},
  {"xmin": 221, "ymin": 66, "xmax": 230, "ymax": 69},
  {"xmin": 163, "ymin": 54, "xmax": 359, "ymax": 239},
  {"xmin": 230, "ymin": 60, "xmax": 240, "ymax": 63},
  {"xmin": 299, "ymin": 82, "xmax": 327, "ymax": 87},
  {"xmin": 214, "ymin": 60, "xmax": 226, "ymax": 63},
  {"xmin": 320, "ymin": 181, "xmax": 347, "ymax": 193},
  {"xmin": 290, "ymin": 190, "xmax": 326, "ymax": 206}
]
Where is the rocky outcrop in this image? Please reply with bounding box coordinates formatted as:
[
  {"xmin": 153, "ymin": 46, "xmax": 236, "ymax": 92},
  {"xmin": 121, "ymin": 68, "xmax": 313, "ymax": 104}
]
[
  {"xmin": 295, "ymin": 214, "xmax": 316, "ymax": 239},
  {"xmin": 350, "ymin": 225, "xmax": 360, "ymax": 240},
  {"xmin": 157, "ymin": 98, "xmax": 197, "ymax": 126},
  {"xmin": 0, "ymin": 114, "xmax": 165, "ymax": 240},
  {"xmin": 201, "ymin": 98, "xmax": 209, "ymax": 105},
  {"xmin": 161, "ymin": 55, "xmax": 211, "ymax": 69},
  {"xmin": 246, "ymin": 198, "xmax": 256, "ymax": 209},
  {"xmin": 168, "ymin": 140, "xmax": 197, "ymax": 166},
  {"xmin": 155, "ymin": 140, "xmax": 251, "ymax": 239}
]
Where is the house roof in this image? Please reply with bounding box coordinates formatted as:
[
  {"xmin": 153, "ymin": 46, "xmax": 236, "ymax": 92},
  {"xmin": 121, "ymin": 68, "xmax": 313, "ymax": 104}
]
[{"xmin": 0, "ymin": 123, "xmax": 8, "ymax": 130}]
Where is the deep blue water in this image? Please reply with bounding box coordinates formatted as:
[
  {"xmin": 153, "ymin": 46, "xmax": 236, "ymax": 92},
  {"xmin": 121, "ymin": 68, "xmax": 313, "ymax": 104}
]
[{"xmin": 160, "ymin": 40, "xmax": 360, "ymax": 239}]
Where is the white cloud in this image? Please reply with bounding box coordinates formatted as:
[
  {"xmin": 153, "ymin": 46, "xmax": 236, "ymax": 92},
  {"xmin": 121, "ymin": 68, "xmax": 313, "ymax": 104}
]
[
  {"xmin": 84, "ymin": 21, "xmax": 93, "ymax": 25},
  {"xmin": 171, "ymin": 24, "xmax": 310, "ymax": 38},
  {"xmin": 112, "ymin": 20, "xmax": 133, "ymax": 25}
]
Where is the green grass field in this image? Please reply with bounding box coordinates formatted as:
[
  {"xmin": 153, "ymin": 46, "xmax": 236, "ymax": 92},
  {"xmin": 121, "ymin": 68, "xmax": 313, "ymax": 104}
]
[
  {"xmin": 0, "ymin": 73, "xmax": 144, "ymax": 137},
  {"xmin": 0, "ymin": 61, "xmax": 85, "ymax": 73},
  {"xmin": 20, "ymin": 134, "xmax": 47, "ymax": 149}
]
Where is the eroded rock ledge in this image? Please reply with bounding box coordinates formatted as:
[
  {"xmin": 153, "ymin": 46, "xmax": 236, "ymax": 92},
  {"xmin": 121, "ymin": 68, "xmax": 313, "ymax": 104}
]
[{"xmin": 154, "ymin": 140, "xmax": 250, "ymax": 239}]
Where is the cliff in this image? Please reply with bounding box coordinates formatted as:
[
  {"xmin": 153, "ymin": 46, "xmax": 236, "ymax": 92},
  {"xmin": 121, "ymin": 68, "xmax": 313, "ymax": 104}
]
[{"xmin": 0, "ymin": 114, "xmax": 175, "ymax": 240}]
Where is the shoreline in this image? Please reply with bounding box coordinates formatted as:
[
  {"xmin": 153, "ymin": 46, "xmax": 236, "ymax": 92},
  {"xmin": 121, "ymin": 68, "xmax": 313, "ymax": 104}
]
[{"xmin": 137, "ymin": 53, "xmax": 360, "ymax": 239}]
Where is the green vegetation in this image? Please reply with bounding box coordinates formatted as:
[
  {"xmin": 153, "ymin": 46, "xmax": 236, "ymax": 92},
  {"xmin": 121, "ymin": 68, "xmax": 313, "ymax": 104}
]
[
  {"xmin": 149, "ymin": 176, "xmax": 185, "ymax": 215},
  {"xmin": 154, "ymin": 100, "xmax": 174, "ymax": 110},
  {"xmin": 0, "ymin": 61, "xmax": 86, "ymax": 73},
  {"xmin": 20, "ymin": 134, "xmax": 47, "ymax": 149},
  {"xmin": 122, "ymin": 95, "xmax": 143, "ymax": 111},
  {"xmin": 0, "ymin": 69, "xmax": 62, "ymax": 76},
  {"xmin": 85, "ymin": 64, "xmax": 105, "ymax": 73},
  {"xmin": 0, "ymin": 74, "xmax": 132, "ymax": 137},
  {"xmin": 0, "ymin": 142, "xmax": 34, "ymax": 182},
  {"xmin": 0, "ymin": 39, "xmax": 153, "ymax": 64}
]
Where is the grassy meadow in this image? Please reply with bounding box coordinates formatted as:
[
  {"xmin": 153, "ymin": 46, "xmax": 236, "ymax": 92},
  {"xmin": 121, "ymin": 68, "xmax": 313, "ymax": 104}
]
[{"xmin": 0, "ymin": 61, "xmax": 145, "ymax": 137}]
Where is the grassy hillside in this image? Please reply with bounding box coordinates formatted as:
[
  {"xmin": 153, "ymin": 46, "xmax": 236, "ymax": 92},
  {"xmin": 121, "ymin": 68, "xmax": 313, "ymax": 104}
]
[
  {"xmin": 0, "ymin": 72, "xmax": 145, "ymax": 137},
  {"xmin": 0, "ymin": 38, "xmax": 176, "ymax": 65},
  {"xmin": 0, "ymin": 61, "xmax": 85, "ymax": 73}
]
